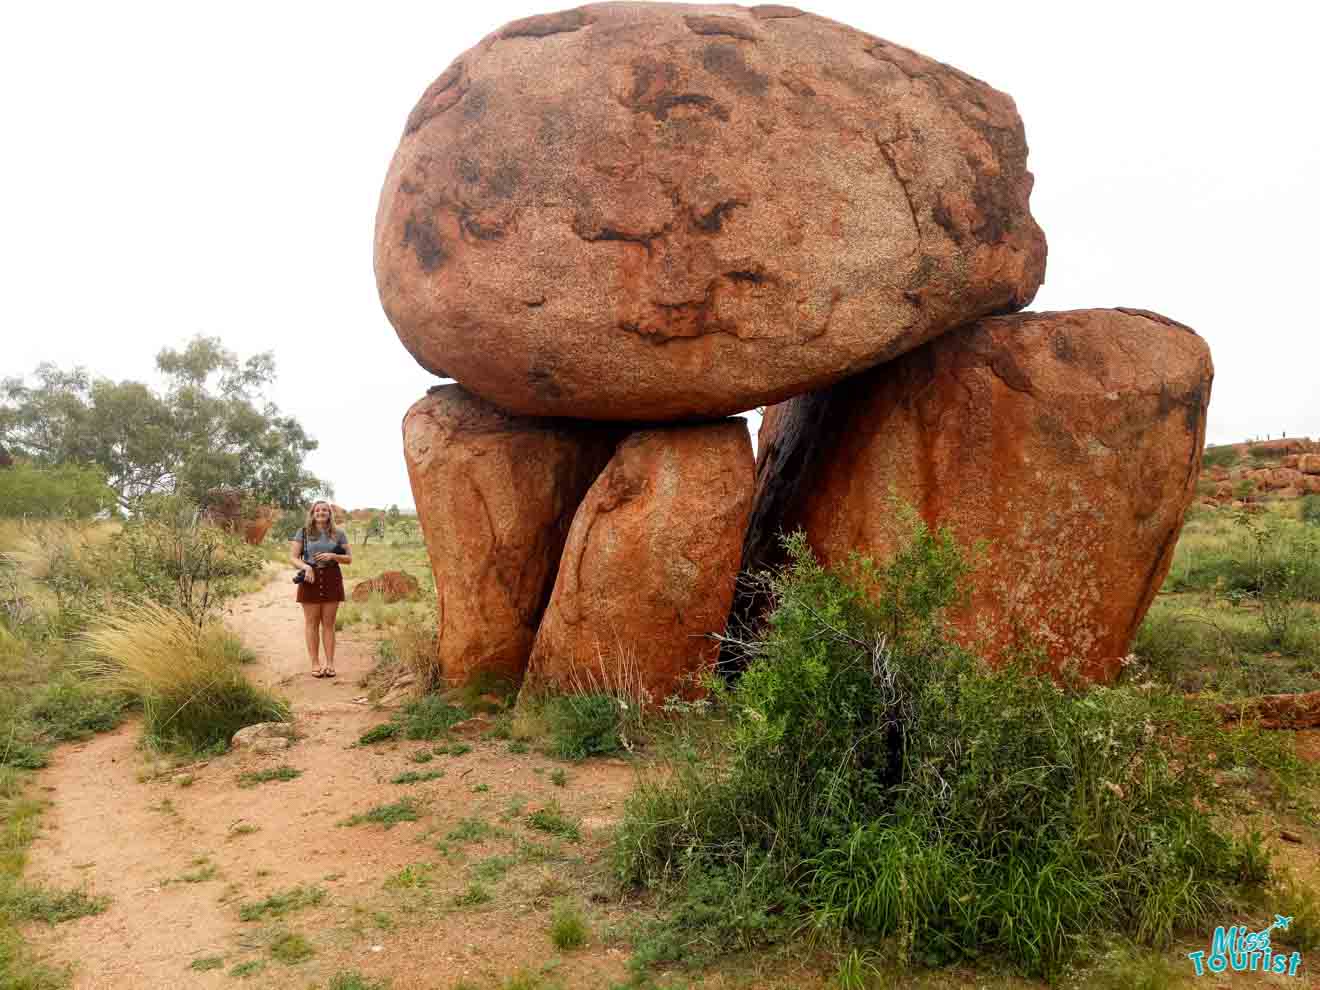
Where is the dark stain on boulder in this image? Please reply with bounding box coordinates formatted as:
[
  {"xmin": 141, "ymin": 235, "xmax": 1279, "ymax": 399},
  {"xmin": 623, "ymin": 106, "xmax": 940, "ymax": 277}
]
[
  {"xmin": 457, "ymin": 156, "xmax": 481, "ymax": 184},
  {"xmin": 701, "ymin": 44, "xmax": 769, "ymax": 96},
  {"xmin": 403, "ymin": 215, "xmax": 449, "ymax": 272},
  {"xmin": 486, "ymin": 162, "xmax": 522, "ymax": 199},
  {"xmin": 694, "ymin": 199, "xmax": 745, "ymax": 233}
]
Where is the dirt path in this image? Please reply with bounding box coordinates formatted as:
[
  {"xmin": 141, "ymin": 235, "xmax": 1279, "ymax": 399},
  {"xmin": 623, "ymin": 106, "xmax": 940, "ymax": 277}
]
[{"xmin": 21, "ymin": 573, "xmax": 643, "ymax": 989}]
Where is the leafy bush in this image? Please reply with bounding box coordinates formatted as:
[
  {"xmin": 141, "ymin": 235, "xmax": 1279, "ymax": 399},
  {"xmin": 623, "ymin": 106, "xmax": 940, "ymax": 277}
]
[
  {"xmin": 1302, "ymin": 494, "xmax": 1320, "ymax": 527},
  {"xmin": 80, "ymin": 601, "xmax": 287, "ymax": 753},
  {"xmin": 0, "ymin": 463, "xmax": 116, "ymax": 519},
  {"xmin": 616, "ymin": 522, "xmax": 1299, "ymax": 978},
  {"xmin": 544, "ymin": 694, "xmax": 625, "ymax": 760},
  {"xmin": 1201, "ymin": 445, "xmax": 1240, "ymax": 469},
  {"xmin": 548, "ymin": 900, "xmax": 589, "ymax": 950}
]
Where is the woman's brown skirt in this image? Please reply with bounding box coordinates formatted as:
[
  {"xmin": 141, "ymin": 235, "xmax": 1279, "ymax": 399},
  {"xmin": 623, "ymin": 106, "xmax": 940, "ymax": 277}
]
[{"xmin": 295, "ymin": 563, "xmax": 345, "ymax": 604}]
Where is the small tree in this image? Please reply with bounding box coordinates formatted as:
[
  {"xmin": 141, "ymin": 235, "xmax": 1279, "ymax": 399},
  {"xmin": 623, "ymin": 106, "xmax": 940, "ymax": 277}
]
[{"xmin": 362, "ymin": 515, "xmax": 387, "ymax": 545}]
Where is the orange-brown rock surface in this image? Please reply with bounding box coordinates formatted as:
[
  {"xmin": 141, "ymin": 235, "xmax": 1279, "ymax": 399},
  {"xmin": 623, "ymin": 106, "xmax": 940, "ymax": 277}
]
[
  {"xmin": 352, "ymin": 571, "xmax": 422, "ymax": 604},
  {"xmin": 375, "ymin": 2, "xmax": 1046, "ymax": 420},
  {"xmin": 1301, "ymin": 454, "xmax": 1320, "ymax": 476},
  {"xmin": 744, "ymin": 308, "xmax": 1212, "ymax": 682},
  {"xmin": 202, "ymin": 489, "xmax": 276, "ymax": 546},
  {"xmin": 402, "ymin": 386, "xmax": 618, "ymax": 690},
  {"xmin": 527, "ymin": 420, "xmax": 754, "ymax": 702},
  {"xmin": 1219, "ymin": 690, "xmax": 1320, "ymax": 730}
]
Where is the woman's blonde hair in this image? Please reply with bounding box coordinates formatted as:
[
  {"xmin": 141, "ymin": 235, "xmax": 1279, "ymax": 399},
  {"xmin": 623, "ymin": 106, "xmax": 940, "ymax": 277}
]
[{"xmin": 303, "ymin": 500, "xmax": 337, "ymax": 541}]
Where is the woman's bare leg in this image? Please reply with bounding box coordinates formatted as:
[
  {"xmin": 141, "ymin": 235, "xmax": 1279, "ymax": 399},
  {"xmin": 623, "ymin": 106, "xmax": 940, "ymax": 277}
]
[
  {"xmin": 302, "ymin": 603, "xmax": 324, "ymax": 672},
  {"xmin": 321, "ymin": 603, "xmax": 340, "ymax": 674}
]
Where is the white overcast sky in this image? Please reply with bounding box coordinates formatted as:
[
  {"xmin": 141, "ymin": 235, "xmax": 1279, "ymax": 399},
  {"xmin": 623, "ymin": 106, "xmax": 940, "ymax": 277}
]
[{"xmin": 3, "ymin": 2, "xmax": 1317, "ymax": 509}]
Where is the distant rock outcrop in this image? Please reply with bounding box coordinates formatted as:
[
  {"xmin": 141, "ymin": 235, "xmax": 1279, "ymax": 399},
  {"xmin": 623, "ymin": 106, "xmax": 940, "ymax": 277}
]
[
  {"xmin": 375, "ymin": 1, "xmax": 1046, "ymax": 421},
  {"xmin": 203, "ymin": 489, "xmax": 277, "ymax": 546},
  {"xmin": 743, "ymin": 308, "xmax": 1213, "ymax": 682},
  {"xmin": 402, "ymin": 385, "xmax": 618, "ymax": 690},
  {"xmin": 527, "ymin": 420, "xmax": 754, "ymax": 702}
]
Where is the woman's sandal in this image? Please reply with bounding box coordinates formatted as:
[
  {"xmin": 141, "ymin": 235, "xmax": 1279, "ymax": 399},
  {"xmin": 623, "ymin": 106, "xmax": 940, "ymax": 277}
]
[
  {"xmin": 312, "ymin": 668, "xmax": 327, "ymax": 678},
  {"xmin": 324, "ymin": 667, "xmax": 337, "ymax": 678}
]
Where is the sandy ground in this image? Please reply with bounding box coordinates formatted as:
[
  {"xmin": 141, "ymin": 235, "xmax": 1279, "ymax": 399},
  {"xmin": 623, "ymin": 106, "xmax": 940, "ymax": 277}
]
[
  {"xmin": 18, "ymin": 571, "xmax": 1320, "ymax": 989},
  {"xmin": 20, "ymin": 572, "xmax": 646, "ymax": 990}
]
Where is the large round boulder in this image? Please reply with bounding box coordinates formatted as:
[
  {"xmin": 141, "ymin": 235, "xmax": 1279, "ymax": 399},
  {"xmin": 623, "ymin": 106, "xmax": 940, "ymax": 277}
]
[
  {"xmin": 526, "ymin": 420, "xmax": 754, "ymax": 702},
  {"xmin": 375, "ymin": 3, "xmax": 1047, "ymax": 420},
  {"xmin": 743, "ymin": 308, "xmax": 1213, "ymax": 682},
  {"xmin": 402, "ymin": 386, "xmax": 619, "ymax": 689}
]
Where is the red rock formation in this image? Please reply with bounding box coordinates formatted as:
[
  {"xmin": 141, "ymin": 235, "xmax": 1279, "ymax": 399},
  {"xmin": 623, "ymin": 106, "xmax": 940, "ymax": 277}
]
[
  {"xmin": 745, "ymin": 308, "xmax": 1212, "ymax": 683},
  {"xmin": 527, "ymin": 420, "xmax": 754, "ymax": 703},
  {"xmin": 375, "ymin": 2, "xmax": 1046, "ymax": 420},
  {"xmin": 351, "ymin": 571, "xmax": 422, "ymax": 604},
  {"xmin": 403, "ymin": 385, "xmax": 618, "ymax": 690},
  {"xmin": 1219, "ymin": 691, "xmax": 1320, "ymax": 730},
  {"xmin": 202, "ymin": 489, "xmax": 277, "ymax": 546},
  {"xmin": 1300, "ymin": 454, "xmax": 1320, "ymax": 476}
]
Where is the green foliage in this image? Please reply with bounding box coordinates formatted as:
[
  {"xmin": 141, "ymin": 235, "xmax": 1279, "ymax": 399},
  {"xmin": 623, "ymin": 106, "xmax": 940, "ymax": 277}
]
[
  {"xmin": 329, "ymin": 972, "xmax": 392, "ymax": 990},
  {"xmin": 616, "ymin": 520, "xmax": 1301, "ymax": 978},
  {"xmin": 268, "ymin": 931, "xmax": 314, "ymax": 964},
  {"xmin": 0, "ymin": 337, "xmax": 325, "ymax": 511},
  {"xmin": 0, "ymin": 883, "xmax": 108, "ymax": 923},
  {"xmin": 230, "ymin": 959, "xmax": 266, "ymax": 978},
  {"xmin": 1201, "ymin": 445, "xmax": 1240, "ymax": 469},
  {"xmin": 1302, "ymin": 494, "xmax": 1320, "ymax": 526},
  {"xmin": 81, "ymin": 602, "xmax": 288, "ymax": 754},
  {"xmin": 237, "ymin": 885, "xmax": 326, "ymax": 922},
  {"xmin": 339, "ymin": 799, "xmax": 421, "ymax": 829},
  {"xmin": 358, "ymin": 697, "xmax": 465, "ymax": 747},
  {"xmin": 358, "ymin": 722, "xmax": 400, "ymax": 745},
  {"xmin": 1274, "ymin": 874, "xmax": 1320, "ymax": 951},
  {"xmin": 452, "ymin": 883, "xmax": 491, "ymax": 907},
  {"xmin": 526, "ymin": 802, "xmax": 580, "ymax": 842},
  {"xmin": 544, "ymin": 694, "xmax": 624, "ymax": 760},
  {"xmin": 550, "ymin": 768, "xmax": 567, "ymax": 788},
  {"xmin": 390, "ymin": 769, "xmax": 443, "ymax": 785},
  {"xmin": 237, "ymin": 765, "xmax": 301, "ymax": 788},
  {"xmin": 447, "ymin": 818, "xmax": 499, "ymax": 844},
  {"xmin": 0, "ymin": 462, "xmax": 116, "ymax": 519},
  {"xmin": 548, "ymin": 900, "xmax": 589, "ymax": 950},
  {"xmin": 189, "ymin": 956, "xmax": 225, "ymax": 971}
]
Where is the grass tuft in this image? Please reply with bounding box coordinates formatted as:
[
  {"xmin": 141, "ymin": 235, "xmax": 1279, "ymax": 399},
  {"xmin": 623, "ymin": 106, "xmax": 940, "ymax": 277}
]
[
  {"xmin": 339, "ymin": 799, "xmax": 421, "ymax": 829},
  {"xmin": 237, "ymin": 765, "xmax": 301, "ymax": 788},
  {"xmin": 548, "ymin": 899, "xmax": 588, "ymax": 950}
]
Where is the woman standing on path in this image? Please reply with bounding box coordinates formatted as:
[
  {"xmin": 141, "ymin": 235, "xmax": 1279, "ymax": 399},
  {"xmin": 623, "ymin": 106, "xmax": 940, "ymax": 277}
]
[{"xmin": 290, "ymin": 501, "xmax": 352, "ymax": 678}]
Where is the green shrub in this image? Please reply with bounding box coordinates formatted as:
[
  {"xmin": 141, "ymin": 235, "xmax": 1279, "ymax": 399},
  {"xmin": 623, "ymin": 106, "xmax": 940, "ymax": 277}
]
[
  {"xmin": 80, "ymin": 602, "xmax": 288, "ymax": 754},
  {"xmin": 1302, "ymin": 494, "xmax": 1320, "ymax": 527},
  {"xmin": 1201, "ymin": 445, "xmax": 1240, "ymax": 469},
  {"xmin": 548, "ymin": 900, "xmax": 588, "ymax": 950},
  {"xmin": 0, "ymin": 463, "xmax": 117, "ymax": 519},
  {"xmin": 615, "ymin": 520, "xmax": 1299, "ymax": 978},
  {"xmin": 544, "ymin": 694, "xmax": 624, "ymax": 760}
]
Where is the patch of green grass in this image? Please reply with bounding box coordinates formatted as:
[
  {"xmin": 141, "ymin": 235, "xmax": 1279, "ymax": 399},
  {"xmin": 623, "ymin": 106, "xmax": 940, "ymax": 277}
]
[
  {"xmin": 472, "ymin": 783, "xmax": 489, "ymax": 793},
  {"xmin": 227, "ymin": 822, "xmax": 259, "ymax": 838},
  {"xmin": 237, "ymin": 884, "xmax": 326, "ymax": 922},
  {"xmin": 188, "ymin": 955, "xmax": 224, "ymax": 972},
  {"xmin": 328, "ymin": 972, "xmax": 392, "ymax": 990},
  {"xmin": 444, "ymin": 742, "xmax": 472, "ymax": 757},
  {"xmin": 176, "ymin": 859, "xmax": 217, "ymax": 884},
  {"xmin": 408, "ymin": 749, "xmax": 434, "ymax": 764},
  {"xmin": 507, "ymin": 740, "xmax": 529, "ymax": 754},
  {"xmin": 1087, "ymin": 948, "xmax": 1180, "ymax": 990},
  {"xmin": 400, "ymin": 696, "xmax": 467, "ymax": 740},
  {"xmin": 358, "ymin": 722, "xmax": 400, "ymax": 746},
  {"xmin": 446, "ymin": 818, "xmax": 499, "ymax": 844},
  {"xmin": 384, "ymin": 863, "xmax": 434, "ymax": 890},
  {"xmin": 549, "ymin": 768, "xmax": 567, "ymax": 788},
  {"xmin": 339, "ymin": 799, "xmax": 421, "ymax": 829},
  {"xmin": 269, "ymin": 930, "xmax": 315, "ymax": 964},
  {"xmin": 390, "ymin": 769, "xmax": 444, "ymax": 785},
  {"xmin": 548, "ymin": 899, "xmax": 588, "ymax": 950},
  {"xmin": 237, "ymin": 765, "xmax": 302, "ymax": 788},
  {"xmin": 1274, "ymin": 874, "xmax": 1320, "ymax": 951},
  {"xmin": 471, "ymin": 854, "xmax": 517, "ymax": 883},
  {"xmin": 452, "ymin": 882, "xmax": 491, "ymax": 907},
  {"xmin": 230, "ymin": 959, "xmax": 266, "ymax": 978},
  {"xmin": 526, "ymin": 803, "xmax": 581, "ymax": 842},
  {"xmin": 544, "ymin": 693, "xmax": 625, "ymax": 760},
  {"xmin": 0, "ymin": 883, "xmax": 109, "ymax": 923}
]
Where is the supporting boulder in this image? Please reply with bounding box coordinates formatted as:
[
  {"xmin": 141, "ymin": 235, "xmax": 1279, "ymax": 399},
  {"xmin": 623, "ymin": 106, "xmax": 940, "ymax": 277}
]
[
  {"xmin": 744, "ymin": 308, "xmax": 1213, "ymax": 682},
  {"xmin": 403, "ymin": 385, "xmax": 618, "ymax": 690},
  {"xmin": 527, "ymin": 420, "xmax": 754, "ymax": 703}
]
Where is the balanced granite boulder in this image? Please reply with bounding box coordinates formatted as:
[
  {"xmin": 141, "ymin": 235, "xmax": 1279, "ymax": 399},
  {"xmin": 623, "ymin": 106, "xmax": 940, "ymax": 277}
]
[
  {"xmin": 375, "ymin": 2, "xmax": 1047, "ymax": 420},
  {"xmin": 402, "ymin": 386, "xmax": 618, "ymax": 689},
  {"xmin": 527, "ymin": 420, "xmax": 754, "ymax": 701},
  {"xmin": 744, "ymin": 308, "xmax": 1213, "ymax": 682}
]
